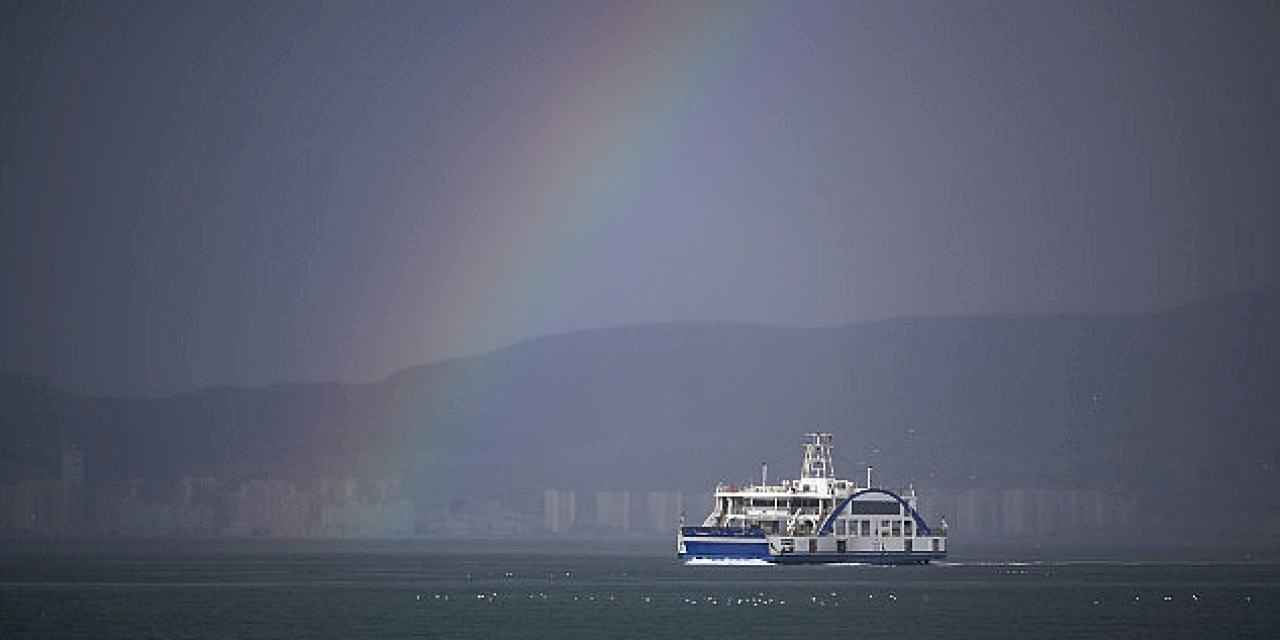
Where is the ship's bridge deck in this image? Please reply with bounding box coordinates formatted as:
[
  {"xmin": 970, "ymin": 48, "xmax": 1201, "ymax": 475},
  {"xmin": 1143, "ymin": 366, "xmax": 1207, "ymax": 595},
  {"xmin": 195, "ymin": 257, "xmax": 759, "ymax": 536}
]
[{"xmin": 715, "ymin": 480, "xmax": 857, "ymax": 498}]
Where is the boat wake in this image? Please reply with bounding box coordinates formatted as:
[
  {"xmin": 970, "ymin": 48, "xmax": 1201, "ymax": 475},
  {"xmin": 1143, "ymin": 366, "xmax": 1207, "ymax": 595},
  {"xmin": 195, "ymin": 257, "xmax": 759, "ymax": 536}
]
[
  {"xmin": 683, "ymin": 558, "xmax": 774, "ymax": 567},
  {"xmin": 936, "ymin": 561, "xmax": 1039, "ymax": 567}
]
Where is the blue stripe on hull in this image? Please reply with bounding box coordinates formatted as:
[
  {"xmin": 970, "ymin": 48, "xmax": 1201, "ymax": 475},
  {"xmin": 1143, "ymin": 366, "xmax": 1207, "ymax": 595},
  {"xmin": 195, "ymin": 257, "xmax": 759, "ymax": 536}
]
[
  {"xmin": 678, "ymin": 546, "xmax": 946, "ymax": 565},
  {"xmin": 680, "ymin": 541, "xmax": 772, "ymax": 559}
]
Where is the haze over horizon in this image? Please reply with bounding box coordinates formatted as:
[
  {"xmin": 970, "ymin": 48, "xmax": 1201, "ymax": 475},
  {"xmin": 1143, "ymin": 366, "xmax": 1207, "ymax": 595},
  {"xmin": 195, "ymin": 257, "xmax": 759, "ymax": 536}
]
[
  {"xmin": 7, "ymin": 287, "xmax": 1271, "ymax": 399},
  {"xmin": 4, "ymin": 0, "xmax": 1278, "ymax": 396}
]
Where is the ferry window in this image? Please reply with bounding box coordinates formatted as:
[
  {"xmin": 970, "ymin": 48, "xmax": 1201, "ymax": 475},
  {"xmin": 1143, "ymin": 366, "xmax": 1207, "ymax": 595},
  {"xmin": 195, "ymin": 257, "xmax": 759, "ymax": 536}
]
[
  {"xmin": 860, "ymin": 520, "xmax": 870, "ymax": 536},
  {"xmin": 837, "ymin": 539, "xmax": 847, "ymax": 553},
  {"xmin": 891, "ymin": 521, "xmax": 901, "ymax": 537},
  {"xmin": 904, "ymin": 520, "xmax": 913, "ymax": 537},
  {"xmin": 835, "ymin": 520, "xmax": 846, "ymax": 535},
  {"xmin": 808, "ymin": 539, "xmax": 817, "ymax": 553},
  {"xmin": 851, "ymin": 500, "xmax": 902, "ymax": 515}
]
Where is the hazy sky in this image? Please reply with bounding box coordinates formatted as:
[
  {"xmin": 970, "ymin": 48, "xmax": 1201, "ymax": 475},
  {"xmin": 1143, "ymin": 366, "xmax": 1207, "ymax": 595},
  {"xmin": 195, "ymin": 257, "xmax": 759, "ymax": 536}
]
[{"xmin": 2, "ymin": 0, "xmax": 1277, "ymax": 395}]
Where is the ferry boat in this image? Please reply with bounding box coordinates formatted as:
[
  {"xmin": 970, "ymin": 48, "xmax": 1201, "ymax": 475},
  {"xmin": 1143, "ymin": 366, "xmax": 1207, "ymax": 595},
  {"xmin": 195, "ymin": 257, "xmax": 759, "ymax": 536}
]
[{"xmin": 677, "ymin": 433, "xmax": 947, "ymax": 564}]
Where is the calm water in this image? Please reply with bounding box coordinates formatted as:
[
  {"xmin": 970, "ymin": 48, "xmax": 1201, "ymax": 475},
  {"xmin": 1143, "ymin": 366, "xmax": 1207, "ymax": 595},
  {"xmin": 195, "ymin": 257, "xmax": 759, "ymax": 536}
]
[{"xmin": 2, "ymin": 543, "xmax": 1277, "ymax": 639}]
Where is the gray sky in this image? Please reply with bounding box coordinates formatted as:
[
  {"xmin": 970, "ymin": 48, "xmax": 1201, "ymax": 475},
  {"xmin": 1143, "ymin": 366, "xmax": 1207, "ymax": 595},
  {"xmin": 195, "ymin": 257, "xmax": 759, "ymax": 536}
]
[{"xmin": 2, "ymin": 0, "xmax": 1277, "ymax": 395}]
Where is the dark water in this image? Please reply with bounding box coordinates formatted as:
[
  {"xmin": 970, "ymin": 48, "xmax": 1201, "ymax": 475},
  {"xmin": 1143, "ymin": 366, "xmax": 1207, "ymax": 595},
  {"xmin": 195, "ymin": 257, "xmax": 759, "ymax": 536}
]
[{"xmin": 2, "ymin": 544, "xmax": 1277, "ymax": 639}]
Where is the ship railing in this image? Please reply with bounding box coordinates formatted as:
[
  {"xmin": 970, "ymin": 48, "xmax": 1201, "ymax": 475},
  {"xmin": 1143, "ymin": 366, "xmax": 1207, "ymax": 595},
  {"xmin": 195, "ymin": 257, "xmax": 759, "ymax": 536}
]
[
  {"xmin": 716, "ymin": 484, "xmax": 793, "ymax": 494},
  {"xmin": 744, "ymin": 508, "xmax": 790, "ymax": 516}
]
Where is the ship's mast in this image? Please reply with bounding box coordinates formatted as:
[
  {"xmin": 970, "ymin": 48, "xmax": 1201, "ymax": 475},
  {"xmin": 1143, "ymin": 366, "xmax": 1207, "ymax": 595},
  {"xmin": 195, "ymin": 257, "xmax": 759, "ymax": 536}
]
[{"xmin": 801, "ymin": 432, "xmax": 834, "ymax": 482}]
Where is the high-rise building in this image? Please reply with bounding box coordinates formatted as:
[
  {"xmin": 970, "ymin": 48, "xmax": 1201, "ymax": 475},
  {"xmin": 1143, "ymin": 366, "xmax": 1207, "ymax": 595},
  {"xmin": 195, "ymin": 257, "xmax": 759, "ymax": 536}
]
[
  {"xmin": 543, "ymin": 489, "xmax": 576, "ymax": 534},
  {"xmin": 60, "ymin": 445, "xmax": 84, "ymax": 485},
  {"xmin": 644, "ymin": 491, "xmax": 684, "ymax": 532},
  {"xmin": 594, "ymin": 490, "xmax": 630, "ymax": 531}
]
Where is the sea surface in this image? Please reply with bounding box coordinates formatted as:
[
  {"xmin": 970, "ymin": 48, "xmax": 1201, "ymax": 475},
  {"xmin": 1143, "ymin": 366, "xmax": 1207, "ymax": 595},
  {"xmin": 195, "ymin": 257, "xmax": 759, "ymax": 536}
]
[{"xmin": 1, "ymin": 542, "xmax": 1277, "ymax": 639}]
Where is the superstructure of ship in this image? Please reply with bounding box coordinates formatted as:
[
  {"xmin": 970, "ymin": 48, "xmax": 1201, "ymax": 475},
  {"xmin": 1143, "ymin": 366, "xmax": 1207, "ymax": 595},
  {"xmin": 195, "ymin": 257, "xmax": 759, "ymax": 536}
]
[{"xmin": 677, "ymin": 433, "xmax": 948, "ymax": 564}]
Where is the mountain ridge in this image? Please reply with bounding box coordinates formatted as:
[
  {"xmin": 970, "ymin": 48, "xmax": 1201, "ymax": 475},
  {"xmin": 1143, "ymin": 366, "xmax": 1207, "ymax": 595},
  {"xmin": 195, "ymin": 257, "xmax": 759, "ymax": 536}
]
[{"xmin": 2, "ymin": 289, "xmax": 1277, "ymax": 542}]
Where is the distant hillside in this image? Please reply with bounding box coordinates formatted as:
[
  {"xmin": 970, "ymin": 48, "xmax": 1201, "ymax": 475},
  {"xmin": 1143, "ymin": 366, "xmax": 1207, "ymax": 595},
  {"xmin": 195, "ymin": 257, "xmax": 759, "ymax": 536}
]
[{"xmin": 2, "ymin": 289, "xmax": 1277, "ymax": 543}]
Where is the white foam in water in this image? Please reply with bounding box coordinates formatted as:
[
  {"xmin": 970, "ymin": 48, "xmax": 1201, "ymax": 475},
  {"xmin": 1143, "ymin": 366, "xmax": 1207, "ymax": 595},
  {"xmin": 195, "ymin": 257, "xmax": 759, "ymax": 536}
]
[
  {"xmin": 683, "ymin": 558, "xmax": 774, "ymax": 567},
  {"xmin": 936, "ymin": 561, "xmax": 1045, "ymax": 567}
]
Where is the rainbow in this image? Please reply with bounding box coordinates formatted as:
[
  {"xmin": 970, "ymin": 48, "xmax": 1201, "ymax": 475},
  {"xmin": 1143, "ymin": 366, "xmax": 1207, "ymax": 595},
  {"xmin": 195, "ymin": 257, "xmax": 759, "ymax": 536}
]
[{"xmin": 428, "ymin": 3, "xmax": 767, "ymax": 346}]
